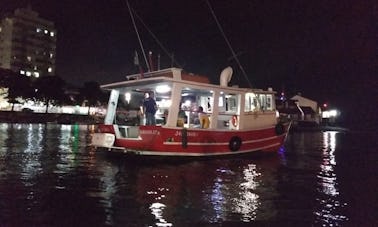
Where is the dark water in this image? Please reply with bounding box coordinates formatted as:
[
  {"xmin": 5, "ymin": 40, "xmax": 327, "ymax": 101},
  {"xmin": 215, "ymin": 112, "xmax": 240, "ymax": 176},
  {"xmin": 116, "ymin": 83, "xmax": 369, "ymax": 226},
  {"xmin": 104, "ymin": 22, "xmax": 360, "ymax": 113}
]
[{"xmin": 0, "ymin": 123, "xmax": 376, "ymax": 226}]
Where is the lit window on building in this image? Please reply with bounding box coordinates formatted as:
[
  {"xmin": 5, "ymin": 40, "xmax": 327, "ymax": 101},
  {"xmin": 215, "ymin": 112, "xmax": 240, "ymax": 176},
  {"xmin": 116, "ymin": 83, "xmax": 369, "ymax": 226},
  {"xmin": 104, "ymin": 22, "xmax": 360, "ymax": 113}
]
[
  {"xmin": 49, "ymin": 53, "xmax": 54, "ymax": 58},
  {"xmin": 33, "ymin": 72, "xmax": 40, "ymax": 78},
  {"xmin": 44, "ymin": 29, "xmax": 48, "ymax": 34},
  {"xmin": 0, "ymin": 26, "xmax": 2, "ymax": 32},
  {"xmin": 20, "ymin": 70, "xmax": 25, "ymax": 75},
  {"xmin": 48, "ymin": 67, "xmax": 52, "ymax": 73},
  {"xmin": 50, "ymin": 31, "xmax": 55, "ymax": 37},
  {"xmin": 26, "ymin": 71, "xmax": 32, "ymax": 77},
  {"xmin": 27, "ymin": 56, "xmax": 32, "ymax": 61},
  {"xmin": 34, "ymin": 66, "xmax": 38, "ymax": 70},
  {"xmin": 36, "ymin": 28, "xmax": 41, "ymax": 33}
]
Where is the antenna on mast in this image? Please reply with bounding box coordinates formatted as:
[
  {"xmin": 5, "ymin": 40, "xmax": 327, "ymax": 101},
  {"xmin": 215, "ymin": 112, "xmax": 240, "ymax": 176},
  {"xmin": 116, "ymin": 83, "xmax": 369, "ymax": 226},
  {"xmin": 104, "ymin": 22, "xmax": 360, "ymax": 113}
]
[
  {"xmin": 205, "ymin": 0, "xmax": 253, "ymax": 88},
  {"xmin": 126, "ymin": 0, "xmax": 150, "ymax": 71}
]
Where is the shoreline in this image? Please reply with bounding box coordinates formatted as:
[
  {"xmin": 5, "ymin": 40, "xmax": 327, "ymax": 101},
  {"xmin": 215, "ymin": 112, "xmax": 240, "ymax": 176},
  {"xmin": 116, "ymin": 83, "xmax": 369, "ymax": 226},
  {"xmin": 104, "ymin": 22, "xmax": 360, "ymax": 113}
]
[{"xmin": 0, "ymin": 111, "xmax": 103, "ymax": 124}]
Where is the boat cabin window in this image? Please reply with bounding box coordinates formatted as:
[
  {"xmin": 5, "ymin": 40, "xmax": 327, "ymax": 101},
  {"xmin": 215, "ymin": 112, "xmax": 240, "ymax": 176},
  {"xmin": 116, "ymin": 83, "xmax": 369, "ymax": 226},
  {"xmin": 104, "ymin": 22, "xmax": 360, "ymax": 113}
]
[
  {"xmin": 259, "ymin": 94, "xmax": 274, "ymax": 110},
  {"xmin": 112, "ymin": 83, "xmax": 173, "ymax": 126},
  {"xmin": 114, "ymin": 92, "xmax": 143, "ymax": 125},
  {"xmin": 179, "ymin": 87, "xmax": 213, "ymax": 128},
  {"xmin": 155, "ymin": 96, "xmax": 171, "ymax": 124},
  {"xmin": 245, "ymin": 93, "xmax": 259, "ymax": 111},
  {"xmin": 265, "ymin": 94, "xmax": 274, "ymax": 110},
  {"xmin": 245, "ymin": 93, "xmax": 275, "ymax": 112},
  {"xmin": 219, "ymin": 92, "xmax": 238, "ymax": 114}
]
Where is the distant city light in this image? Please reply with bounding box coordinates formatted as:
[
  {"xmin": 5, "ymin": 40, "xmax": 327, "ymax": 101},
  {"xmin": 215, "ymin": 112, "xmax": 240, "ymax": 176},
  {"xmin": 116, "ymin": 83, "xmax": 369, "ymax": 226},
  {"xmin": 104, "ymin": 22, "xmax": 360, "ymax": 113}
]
[{"xmin": 322, "ymin": 109, "xmax": 338, "ymax": 118}]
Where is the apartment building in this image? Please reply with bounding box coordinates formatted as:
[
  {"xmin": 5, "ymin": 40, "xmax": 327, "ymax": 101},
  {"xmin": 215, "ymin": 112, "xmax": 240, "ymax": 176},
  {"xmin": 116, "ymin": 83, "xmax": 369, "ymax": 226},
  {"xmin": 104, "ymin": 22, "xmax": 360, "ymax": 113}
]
[{"xmin": 0, "ymin": 7, "xmax": 56, "ymax": 78}]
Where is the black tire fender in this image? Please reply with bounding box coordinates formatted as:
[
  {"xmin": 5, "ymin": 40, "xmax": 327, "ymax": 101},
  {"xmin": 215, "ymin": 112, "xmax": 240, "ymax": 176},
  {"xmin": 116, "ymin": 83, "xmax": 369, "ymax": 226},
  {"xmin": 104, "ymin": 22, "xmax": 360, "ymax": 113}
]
[
  {"xmin": 229, "ymin": 136, "xmax": 242, "ymax": 151},
  {"xmin": 275, "ymin": 123, "xmax": 285, "ymax": 135}
]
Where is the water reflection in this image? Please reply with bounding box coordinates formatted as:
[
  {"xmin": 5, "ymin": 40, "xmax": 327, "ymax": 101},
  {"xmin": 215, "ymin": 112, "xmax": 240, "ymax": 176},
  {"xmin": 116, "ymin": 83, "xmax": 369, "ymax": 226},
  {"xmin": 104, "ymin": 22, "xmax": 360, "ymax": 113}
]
[
  {"xmin": 88, "ymin": 157, "xmax": 279, "ymax": 226},
  {"xmin": 315, "ymin": 131, "xmax": 348, "ymax": 225},
  {"xmin": 150, "ymin": 202, "xmax": 172, "ymax": 227},
  {"xmin": 143, "ymin": 172, "xmax": 173, "ymax": 227},
  {"xmin": 1, "ymin": 124, "xmax": 368, "ymax": 226},
  {"xmin": 208, "ymin": 170, "xmax": 227, "ymax": 222},
  {"xmin": 0, "ymin": 123, "xmax": 280, "ymax": 226},
  {"xmin": 86, "ymin": 160, "xmax": 119, "ymax": 226},
  {"xmin": 233, "ymin": 163, "xmax": 261, "ymax": 221},
  {"xmin": 22, "ymin": 124, "xmax": 43, "ymax": 189}
]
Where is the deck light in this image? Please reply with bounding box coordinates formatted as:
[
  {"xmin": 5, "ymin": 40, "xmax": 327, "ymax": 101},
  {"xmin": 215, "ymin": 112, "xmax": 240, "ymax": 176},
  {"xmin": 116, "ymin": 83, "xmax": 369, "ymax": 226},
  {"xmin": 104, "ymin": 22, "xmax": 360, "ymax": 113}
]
[
  {"xmin": 156, "ymin": 85, "xmax": 171, "ymax": 93},
  {"xmin": 125, "ymin": 92, "xmax": 131, "ymax": 103}
]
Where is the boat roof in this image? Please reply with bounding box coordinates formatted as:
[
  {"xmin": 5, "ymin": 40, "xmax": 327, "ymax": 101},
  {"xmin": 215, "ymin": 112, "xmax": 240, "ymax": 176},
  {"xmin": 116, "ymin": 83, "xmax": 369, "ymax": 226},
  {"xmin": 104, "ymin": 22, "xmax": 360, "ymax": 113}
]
[{"xmin": 101, "ymin": 68, "xmax": 276, "ymax": 94}]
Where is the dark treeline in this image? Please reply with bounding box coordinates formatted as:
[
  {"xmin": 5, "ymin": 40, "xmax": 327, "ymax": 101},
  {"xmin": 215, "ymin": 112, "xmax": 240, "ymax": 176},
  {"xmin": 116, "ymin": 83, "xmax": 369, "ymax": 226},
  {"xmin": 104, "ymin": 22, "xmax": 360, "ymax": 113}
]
[{"xmin": 0, "ymin": 68, "xmax": 108, "ymax": 114}]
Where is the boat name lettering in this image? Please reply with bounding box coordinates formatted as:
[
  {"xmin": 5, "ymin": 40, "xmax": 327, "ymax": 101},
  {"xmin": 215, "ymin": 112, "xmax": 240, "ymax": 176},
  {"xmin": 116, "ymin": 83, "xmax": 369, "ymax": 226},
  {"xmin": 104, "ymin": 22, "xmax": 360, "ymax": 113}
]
[
  {"xmin": 140, "ymin": 130, "xmax": 160, "ymax": 135},
  {"xmin": 174, "ymin": 131, "xmax": 198, "ymax": 137}
]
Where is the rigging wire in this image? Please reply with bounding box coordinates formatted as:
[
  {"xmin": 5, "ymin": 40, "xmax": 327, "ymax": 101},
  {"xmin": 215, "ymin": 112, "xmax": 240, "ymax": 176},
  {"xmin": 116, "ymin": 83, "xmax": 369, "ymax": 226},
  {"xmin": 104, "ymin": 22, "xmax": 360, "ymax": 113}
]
[
  {"xmin": 122, "ymin": 0, "xmax": 182, "ymax": 70},
  {"xmin": 205, "ymin": 0, "xmax": 253, "ymax": 88},
  {"xmin": 130, "ymin": 8, "xmax": 183, "ymax": 69},
  {"xmin": 125, "ymin": 0, "xmax": 150, "ymax": 71}
]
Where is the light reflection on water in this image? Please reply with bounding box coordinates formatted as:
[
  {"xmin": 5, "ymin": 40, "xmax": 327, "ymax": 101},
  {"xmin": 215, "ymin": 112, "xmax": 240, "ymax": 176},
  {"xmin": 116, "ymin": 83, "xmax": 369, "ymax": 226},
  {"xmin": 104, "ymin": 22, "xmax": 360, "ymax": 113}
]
[
  {"xmin": 315, "ymin": 131, "xmax": 348, "ymax": 226},
  {"xmin": 0, "ymin": 123, "xmax": 375, "ymax": 226},
  {"xmin": 233, "ymin": 164, "xmax": 260, "ymax": 221}
]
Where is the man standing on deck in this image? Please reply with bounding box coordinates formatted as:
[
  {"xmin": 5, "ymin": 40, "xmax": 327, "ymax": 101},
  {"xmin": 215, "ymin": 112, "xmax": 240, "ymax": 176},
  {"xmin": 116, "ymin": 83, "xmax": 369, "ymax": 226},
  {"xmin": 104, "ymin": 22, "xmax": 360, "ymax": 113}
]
[{"xmin": 141, "ymin": 92, "xmax": 157, "ymax": 125}]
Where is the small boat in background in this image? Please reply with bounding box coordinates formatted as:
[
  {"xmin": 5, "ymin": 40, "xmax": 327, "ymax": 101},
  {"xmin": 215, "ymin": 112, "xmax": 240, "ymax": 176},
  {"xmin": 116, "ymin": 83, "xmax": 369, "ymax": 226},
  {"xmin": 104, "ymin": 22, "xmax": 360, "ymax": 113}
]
[{"xmin": 91, "ymin": 67, "xmax": 290, "ymax": 157}]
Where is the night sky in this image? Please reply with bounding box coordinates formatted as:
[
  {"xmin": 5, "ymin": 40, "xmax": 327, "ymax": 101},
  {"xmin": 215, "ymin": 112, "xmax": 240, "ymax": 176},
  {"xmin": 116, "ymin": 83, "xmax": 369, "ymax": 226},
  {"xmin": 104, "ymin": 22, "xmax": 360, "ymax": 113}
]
[{"xmin": 1, "ymin": 0, "xmax": 376, "ymax": 127}]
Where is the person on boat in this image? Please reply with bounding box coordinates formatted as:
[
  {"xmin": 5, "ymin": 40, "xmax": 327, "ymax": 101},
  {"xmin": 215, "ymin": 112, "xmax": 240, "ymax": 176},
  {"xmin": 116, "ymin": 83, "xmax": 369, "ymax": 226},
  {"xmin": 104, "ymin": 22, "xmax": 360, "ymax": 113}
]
[
  {"xmin": 198, "ymin": 106, "xmax": 210, "ymax": 129},
  {"xmin": 141, "ymin": 92, "xmax": 157, "ymax": 125},
  {"xmin": 177, "ymin": 104, "xmax": 187, "ymax": 127},
  {"xmin": 162, "ymin": 109, "xmax": 169, "ymax": 124}
]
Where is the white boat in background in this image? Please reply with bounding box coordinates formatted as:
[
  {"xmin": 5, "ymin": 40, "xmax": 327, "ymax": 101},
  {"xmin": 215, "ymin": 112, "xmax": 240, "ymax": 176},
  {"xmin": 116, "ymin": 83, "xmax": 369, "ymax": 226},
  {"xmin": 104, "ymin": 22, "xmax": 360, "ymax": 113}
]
[{"xmin": 91, "ymin": 67, "xmax": 290, "ymax": 157}]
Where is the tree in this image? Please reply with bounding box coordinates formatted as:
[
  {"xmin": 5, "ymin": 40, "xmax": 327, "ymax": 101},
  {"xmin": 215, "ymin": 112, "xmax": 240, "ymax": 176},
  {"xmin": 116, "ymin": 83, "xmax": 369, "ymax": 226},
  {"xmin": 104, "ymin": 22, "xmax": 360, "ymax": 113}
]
[
  {"xmin": 1, "ymin": 70, "xmax": 34, "ymax": 111},
  {"xmin": 0, "ymin": 68, "xmax": 11, "ymax": 87},
  {"xmin": 33, "ymin": 76, "xmax": 66, "ymax": 113},
  {"xmin": 79, "ymin": 81, "xmax": 105, "ymax": 115}
]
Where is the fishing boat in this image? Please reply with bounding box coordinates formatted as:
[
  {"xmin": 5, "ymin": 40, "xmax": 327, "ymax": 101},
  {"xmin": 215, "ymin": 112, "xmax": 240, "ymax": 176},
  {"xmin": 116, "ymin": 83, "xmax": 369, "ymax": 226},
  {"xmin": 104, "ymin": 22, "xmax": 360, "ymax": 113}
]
[{"xmin": 91, "ymin": 66, "xmax": 291, "ymax": 157}]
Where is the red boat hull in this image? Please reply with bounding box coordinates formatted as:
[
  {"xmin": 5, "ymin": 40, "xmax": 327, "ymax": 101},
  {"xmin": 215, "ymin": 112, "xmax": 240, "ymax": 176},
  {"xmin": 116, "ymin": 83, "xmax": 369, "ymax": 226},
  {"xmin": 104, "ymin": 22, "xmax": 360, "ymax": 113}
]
[{"xmin": 95, "ymin": 123, "xmax": 290, "ymax": 157}]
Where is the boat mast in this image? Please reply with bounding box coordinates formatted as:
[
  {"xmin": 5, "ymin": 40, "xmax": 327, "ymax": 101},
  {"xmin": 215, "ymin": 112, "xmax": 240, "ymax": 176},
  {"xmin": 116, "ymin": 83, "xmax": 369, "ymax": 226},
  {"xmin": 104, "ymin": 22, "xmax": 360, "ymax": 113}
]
[
  {"xmin": 205, "ymin": 0, "xmax": 253, "ymax": 88},
  {"xmin": 126, "ymin": 0, "xmax": 150, "ymax": 72},
  {"xmin": 130, "ymin": 8, "xmax": 183, "ymax": 69}
]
